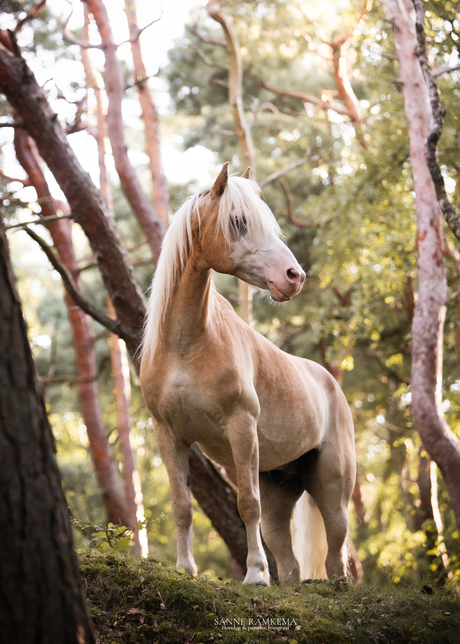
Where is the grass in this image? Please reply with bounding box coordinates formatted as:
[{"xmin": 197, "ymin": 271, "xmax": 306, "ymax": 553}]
[{"xmin": 79, "ymin": 552, "xmax": 460, "ymax": 644}]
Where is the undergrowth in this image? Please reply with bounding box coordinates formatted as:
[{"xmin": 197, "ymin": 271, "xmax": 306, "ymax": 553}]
[{"xmin": 79, "ymin": 551, "xmax": 460, "ymax": 644}]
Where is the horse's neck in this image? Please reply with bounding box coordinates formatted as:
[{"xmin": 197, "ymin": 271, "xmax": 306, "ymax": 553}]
[{"xmin": 160, "ymin": 252, "xmax": 213, "ymax": 353}]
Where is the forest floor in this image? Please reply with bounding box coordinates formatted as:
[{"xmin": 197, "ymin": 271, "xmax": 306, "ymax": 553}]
[{"xmin": 79, "ymin": 552, "xmax": 460, "ymax": 644}]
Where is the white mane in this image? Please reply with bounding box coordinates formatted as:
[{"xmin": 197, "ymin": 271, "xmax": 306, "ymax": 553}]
[{"xmin": 141, "ymin": 176, "xmax": 282, "ymax": 361}]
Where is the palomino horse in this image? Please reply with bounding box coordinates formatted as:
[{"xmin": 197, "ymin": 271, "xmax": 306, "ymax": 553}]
[{"xmin": 140, "ymin": 164, "xmax": 355, "ymax": 586}]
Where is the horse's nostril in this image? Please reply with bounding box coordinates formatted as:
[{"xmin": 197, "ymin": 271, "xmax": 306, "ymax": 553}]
[{"xmin": 286, "ymin": 268, "xmax": 299, "ymax": 282}]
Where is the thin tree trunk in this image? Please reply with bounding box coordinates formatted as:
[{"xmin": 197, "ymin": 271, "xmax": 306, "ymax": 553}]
[
  {"xmin": 417, "ymin": 453, "xmax": 447, "ymax": 580},
  {"xmin": 206, "ymin": 0, "xmax": 255, "ymax": 324},
  {"xmin": 0, "ymin": 209, "xmax": 95, "ymax": 644},
  {"xmin": 381, "ymin": 0, "xmax": 460, "ymax": 529},
  {"xmin": 81, "ymin": 5, "xmax": 112, "ymax": 212},
  {"xmin": 108, "ymin": 301, "xmax": 148, "ymax": 556},
  {"xmin": 14, "ymin": 129, "xmax": 131, "ymax": 527},
  {"xmin": 123, "ymin": 0, "xmax": 171, "ymax": 226},
  {"xmin": 83, "ymin": 0, "xmax": 164, "ymax": 260},
  {"xmin": 81, "ymin": 19, "xmax": 148, "ymax": 554}
]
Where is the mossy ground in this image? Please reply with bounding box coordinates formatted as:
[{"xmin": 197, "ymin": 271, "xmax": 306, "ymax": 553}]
[{"xmin": 79, "ymin": 552, "xmax": 460, "ymax": 644}]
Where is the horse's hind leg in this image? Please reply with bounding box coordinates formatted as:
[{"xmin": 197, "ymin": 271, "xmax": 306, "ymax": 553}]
[
  {"xmin": 259, "ymin": 471, "xmax": 303, "ymax": 585},
  {"xmin": 301, "ymin": 444, "xmax": 355, "ymax": 580}
]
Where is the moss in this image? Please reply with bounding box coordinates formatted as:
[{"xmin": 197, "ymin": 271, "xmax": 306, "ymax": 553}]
[{"xmin": 79, "ymin": 551, "xmax": 460, "ymax": 644}]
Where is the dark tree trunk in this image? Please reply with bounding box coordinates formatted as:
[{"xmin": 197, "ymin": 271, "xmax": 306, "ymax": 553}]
[
  {"xmin": 14, "ymin": 129, "xmax": 132, "ymax": 528},
  {"xmin": 0, "ymin": 45, "xmax": 146, "ymax": 361},
  {"xmin": 0, "ymin": 211, "xmax": 94, "ymax": 643}
]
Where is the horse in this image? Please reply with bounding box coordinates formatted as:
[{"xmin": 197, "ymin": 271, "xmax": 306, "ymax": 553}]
[{"xmin": 140, "ymin": 163, "xmax": 356, "ymax": 586}]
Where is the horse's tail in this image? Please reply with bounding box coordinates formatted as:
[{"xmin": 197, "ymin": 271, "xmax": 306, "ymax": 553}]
[{"xmin": 291, "ymin": 491, "xmax": 329, "ymax": 580}]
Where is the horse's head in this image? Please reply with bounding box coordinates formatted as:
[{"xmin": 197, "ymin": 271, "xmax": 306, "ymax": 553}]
[{"xmin": 198, "ymin": 163, "xmax": 305, "ymax": 302}]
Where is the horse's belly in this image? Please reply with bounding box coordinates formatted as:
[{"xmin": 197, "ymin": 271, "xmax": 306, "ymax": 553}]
[{"xmin": 256, "ymin": 403, "xmax": 325, "ymax": 471}]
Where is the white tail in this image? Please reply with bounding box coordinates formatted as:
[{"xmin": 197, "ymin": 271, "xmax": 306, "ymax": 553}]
[{"xmin": 291, "ymin": 492, "xmax": 328, "ymax": 580}]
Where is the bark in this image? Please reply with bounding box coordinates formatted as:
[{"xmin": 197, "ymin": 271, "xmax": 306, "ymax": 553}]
[
  {"xmin": 83, "ymin": 0, "xmax": 165, "ymax": 259},
  {"xmin": 381, "ymin": 0, "xmax": 460, "ymax": 529},
  {"xmin": 413, "ymin": 2, "xmax": 460, "ymax": 243},
  {"xmin": 124, "ymin": 0, "xmax": 171, "ymax": 226},
  {"xmin": 14, "ymin": 129, "xmax": 131, "ymax": 527},
  {"xmin": 0, "ymin": 45, "xmax": 146, "ymax": 361},
  {"xmin": 0, "ymin": 210, "xmax": 95, "ymax": 644}
]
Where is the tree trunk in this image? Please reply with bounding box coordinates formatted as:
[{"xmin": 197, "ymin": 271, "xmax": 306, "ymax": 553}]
[
  {"xmin": 14, "ymin": 129, "xmax": 132, "ymax": 527},
  {"xmin": 83, "ymin": 0, "xmax": 164, "ymax": 260},
  {"xmin": 108, "ymin": 301, "xmax": 148, "ymax": 556},
  {"xmin": 0, "ymin": 210, "xmax": 95, "ymax": 644},
  {"xmin": 381, "ymin": 0, "xmax": 460, "ymax": 529},
  {"xmin": 206, "ymin": 0, "xmax": 255, "ymax": 325},
  {"xmin": 81, "ymin": 21, "xmax": 149, "ymax": 553},
  {"xmin": 123, "ymin": 0, "xmax": 171, "ymax": 227},
  {"xmin": 0, "ymin": 45, "xmax": 146, "ymax": 361}
]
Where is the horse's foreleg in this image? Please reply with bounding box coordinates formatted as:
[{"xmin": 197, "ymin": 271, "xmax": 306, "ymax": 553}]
[
  {"xmin": 259, "ymin": 472, "xmax": 303, "ymax": 585},
  {"xmin": 230, "ymin": 419, "xmax": 270, "ymax": 586},
  {"xmin": 154, "ymin": 425, "xmax": 197, "ymax": 577}
]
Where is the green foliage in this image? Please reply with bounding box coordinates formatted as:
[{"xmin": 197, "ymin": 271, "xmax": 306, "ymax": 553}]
[
  {"xmin": 72, "ymin": 519, "xmax": 147, "ymax": 554},
  {"xmin": 3, "ymin": 0, "xmax": 460, "ymax": 588},
  {"xmin": 79, "ymin": 551, "xmax": 460, "ymax": 644}
]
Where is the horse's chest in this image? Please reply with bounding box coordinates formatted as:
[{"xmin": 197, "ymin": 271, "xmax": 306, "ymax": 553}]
[{"xmin": 153, "ymin": 367, "xmax": 225, "ymax": 437}]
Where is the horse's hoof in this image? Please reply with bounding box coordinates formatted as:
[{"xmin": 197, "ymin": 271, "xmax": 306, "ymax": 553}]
[{"xmin": 243, "ymin": 570, "xmax": 270, "ymax": 586}]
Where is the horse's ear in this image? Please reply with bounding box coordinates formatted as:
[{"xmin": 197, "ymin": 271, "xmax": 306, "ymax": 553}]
[
  {"xmin": 212, "ymin": 162, "xmax": 229, "ymax": 196},
  {"xmin": 242, "ymin": 167, "xmax": 251, "ymax": 179}
]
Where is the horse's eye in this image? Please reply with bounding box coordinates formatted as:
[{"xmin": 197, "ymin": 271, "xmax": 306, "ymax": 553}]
[{"xmin": 229, "ymin": 215, "xmax": 248, "ymax": 240}]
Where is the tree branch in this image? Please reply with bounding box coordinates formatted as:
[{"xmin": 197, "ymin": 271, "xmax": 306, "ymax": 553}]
[
  {"xmin": 14, "ymin": 0, "xmax": 48, "ymax": 34},
  {"xmin": 0, "ymin": 169, "xmax": 31, "ymax": 186},
  {"xmin": 262, "ymin": 80, "xmax": 350, "ymax": 118},
  {"xmin": 279, "ymin": 176, "xmax": 314, "ymax": 228},
  {"xmin": 84, "ymin": 0, "xmax": 164, "ymax": 259},
  {"xmin": 23, "ymin": 225, "xmax": 137, "ymax": 344},
  {"xmin": 367, "ymin": 349, "xmax": 410, "ymax": 385},
  {"xmin": 446, "ymin": 289, "xmax": 460, "ymax": 306},
  {"xmin": 191, "ymin": 45, "xmax": 229, "ymax": 70},
  {"xmin": 0, "ymin": 121, "xmax": 26, "ymax": 129},
  {"xmin": 188, "ymin": 25, "xmax": 228, "ymax": 49},
  {"xmin": 432, "ymin": 62, "xmax": 460, "ymax": 78},
  {"xmin": 5, "ymin": 213, "xmax": 73, "ymax": 230},
  {"xmin": 117, "ymin": 14, "xmax": 162, "ymax": 47},
  {"xmin": 259, "ymin": 157, "xmax": 312, "ymax": 188}
]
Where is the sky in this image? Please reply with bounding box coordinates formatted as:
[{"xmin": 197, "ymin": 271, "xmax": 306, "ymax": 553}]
[{"xmin": 59, "ymin": 0, "xmax": 216, "ymax": 186}]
